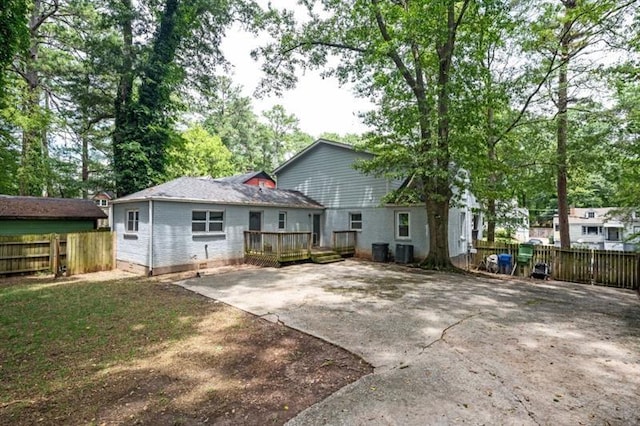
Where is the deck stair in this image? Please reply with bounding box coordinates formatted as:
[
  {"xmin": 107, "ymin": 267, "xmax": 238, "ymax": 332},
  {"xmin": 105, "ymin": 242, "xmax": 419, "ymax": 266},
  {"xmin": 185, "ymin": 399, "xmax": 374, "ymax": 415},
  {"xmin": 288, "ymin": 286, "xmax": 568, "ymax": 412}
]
[{"xmin": 311, "ymin": 248, "xmax": 344, "ymax": 264}]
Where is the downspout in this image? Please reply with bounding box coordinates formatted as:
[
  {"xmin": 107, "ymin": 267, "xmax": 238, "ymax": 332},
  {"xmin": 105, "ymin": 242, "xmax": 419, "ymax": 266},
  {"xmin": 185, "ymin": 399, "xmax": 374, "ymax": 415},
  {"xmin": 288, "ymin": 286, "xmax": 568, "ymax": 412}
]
[{"xmin": 148, "ymin": 199, "xmax": 154, "ymax": 276}]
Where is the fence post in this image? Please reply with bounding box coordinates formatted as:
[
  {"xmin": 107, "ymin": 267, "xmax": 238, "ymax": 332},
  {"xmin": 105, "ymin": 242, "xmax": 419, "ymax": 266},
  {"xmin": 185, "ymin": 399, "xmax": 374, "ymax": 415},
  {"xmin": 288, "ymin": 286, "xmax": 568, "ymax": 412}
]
[
  {"xmin": 50, "ymin": 234, "xmax": 57, "ymax": 276},
  {"xmin": 277, "ymin": 233, "xmax": 282, "ymax": 260},
  {"xmin": 53, "ymin": 234, "xmax": 62, "ymax": 277},
  {"xmin": 589, "ymin": 249, "xmax": 595, "ymax": 285}
]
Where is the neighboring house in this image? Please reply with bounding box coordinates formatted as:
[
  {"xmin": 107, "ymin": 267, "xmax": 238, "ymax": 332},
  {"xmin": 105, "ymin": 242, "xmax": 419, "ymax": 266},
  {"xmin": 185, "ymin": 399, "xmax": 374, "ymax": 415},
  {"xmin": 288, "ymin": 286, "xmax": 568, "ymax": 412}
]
[
  {"xmin": 493, "ymin": 202, "xmax": 530, "ymax": 242},
  {"xmin": 214, "ymin": 171, "xmax": 276, "ymax": 188},
  {"xmin": 274, "ymin": 139, "xmax": 479, "ymax": 262},
  {"xmin": 91, "ymin": 191, "xmax": 114, "ymax": 229},
  {"xmin": 111, "ymin": 176, "xmax": 323, "ymax": 275},
  {"xmin": 529, "ymin": 226, "xmax": 553, "ymax": 243},
  {"xmin": 553, "ymin": 207, "xmax": 640, "ymax": 251},
  {"xmin": 0, "ymin": 195, "xmax": 107, "ymax": 235}
]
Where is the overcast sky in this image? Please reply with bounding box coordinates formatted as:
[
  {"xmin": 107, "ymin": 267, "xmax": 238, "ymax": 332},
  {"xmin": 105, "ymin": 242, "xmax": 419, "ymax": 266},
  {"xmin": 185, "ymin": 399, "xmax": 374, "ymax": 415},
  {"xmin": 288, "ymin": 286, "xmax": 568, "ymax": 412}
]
[{"xmin": 220, "ymin": 4, "xmax": 372, "ymax": 138}]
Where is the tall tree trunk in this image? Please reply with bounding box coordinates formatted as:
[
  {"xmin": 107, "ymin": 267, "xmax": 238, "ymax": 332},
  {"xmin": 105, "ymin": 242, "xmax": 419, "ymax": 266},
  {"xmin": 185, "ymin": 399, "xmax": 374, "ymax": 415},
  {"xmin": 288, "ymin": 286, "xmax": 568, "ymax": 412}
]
[
  {"xmin": 137, "ymin": 0, "xmax": 181, "ymax": 180},
  {"xmin": 81, "ymin": 132, "xmax": 89, "ymax": 199},
  {"xmin": 113, "ymin": 0, "xmax": 183, "ymax": 195},
  {"xmin": 19, "ymin": 0, "xmax": 45, "ymax": 196},
  {"xmin": 486, "ymin": 105, "xmax": 497, "ymax": 242},
  {"xmin": 557, "ymin": 1, "xmax": 575, "ymax": 249},
  {"xmin": 422, "ymin": 2, "xmax": 459, "ymax": 269},
  {"xmin": 113, "ymin": 0, "xmax": 134, "ymax": 196}
]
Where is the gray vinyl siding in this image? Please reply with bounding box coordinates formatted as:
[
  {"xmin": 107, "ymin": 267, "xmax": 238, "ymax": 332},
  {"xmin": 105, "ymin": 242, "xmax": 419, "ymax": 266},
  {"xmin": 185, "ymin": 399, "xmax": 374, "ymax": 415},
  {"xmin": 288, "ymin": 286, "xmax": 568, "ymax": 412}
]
[
  {"xmin": 151, "ymin": 201, "xmax": 245, "ymax": 268},
  {"xmin": 277, "ymin": 143, "xmax": 402, "ymax": 208},
  {"xmin": 114, "ymin": 200, "xmax": 321, "ymax": 270},
  {"xmin": 323, "ymin": 207, "xmax": 429, "ymax": 259},
  {"xmin": 113, "ymin": 201, "xmax": 150, "ymax": 267},
  {"xmin": 323, "ymin": 203, "xmax": 471, "ymax": 260},
  {"xmin": 448, "ymin": 204, "xmax": 470, "ymax": 258}
]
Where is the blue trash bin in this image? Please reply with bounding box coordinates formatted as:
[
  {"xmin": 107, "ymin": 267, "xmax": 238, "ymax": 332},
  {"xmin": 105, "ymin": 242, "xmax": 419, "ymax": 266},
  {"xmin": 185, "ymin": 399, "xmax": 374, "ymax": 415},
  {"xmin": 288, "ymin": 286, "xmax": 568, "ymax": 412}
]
[{"xmin": 497, "ymin": 253, "xmax": 512, "ymax": 274}]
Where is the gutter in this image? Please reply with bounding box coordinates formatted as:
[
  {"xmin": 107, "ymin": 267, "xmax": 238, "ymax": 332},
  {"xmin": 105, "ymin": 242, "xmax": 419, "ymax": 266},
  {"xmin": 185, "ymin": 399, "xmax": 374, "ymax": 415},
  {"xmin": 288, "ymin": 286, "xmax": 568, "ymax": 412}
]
[
  {"xmin": 111, "ymin": 196, "xmax": 324, "ymax": 210},
  {"xmin": 148, "ymin": 200, "xmax": 154, "ymax": 276}
]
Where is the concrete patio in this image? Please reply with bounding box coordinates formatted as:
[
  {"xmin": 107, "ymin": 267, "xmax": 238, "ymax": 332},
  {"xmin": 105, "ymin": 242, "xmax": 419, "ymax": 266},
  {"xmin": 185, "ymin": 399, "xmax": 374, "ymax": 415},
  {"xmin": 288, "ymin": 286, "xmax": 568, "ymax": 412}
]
[{"xmin": 178, "ymin": 259, "xmax": 640, "ymax": 425}]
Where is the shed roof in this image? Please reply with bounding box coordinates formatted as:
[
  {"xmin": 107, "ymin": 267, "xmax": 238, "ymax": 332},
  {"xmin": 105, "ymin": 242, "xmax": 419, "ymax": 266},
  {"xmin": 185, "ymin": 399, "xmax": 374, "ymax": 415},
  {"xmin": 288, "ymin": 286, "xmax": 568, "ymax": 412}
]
[
  {"xmin": 113, "ymin": 176, "xmax": 324, "ymax": 209},
  {"xmin": 0, "ymin": 195, "xmax": 108, "ymax": 220},
  {"xmin": 214, "ymin": 171, "xmax": 274, "ymax": 185}
]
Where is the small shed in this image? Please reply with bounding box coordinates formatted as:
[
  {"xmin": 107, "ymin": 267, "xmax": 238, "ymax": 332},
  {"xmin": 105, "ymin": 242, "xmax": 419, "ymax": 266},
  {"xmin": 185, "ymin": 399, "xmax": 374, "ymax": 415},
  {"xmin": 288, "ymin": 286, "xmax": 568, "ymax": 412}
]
[{"xmin": 0, "ymin": 195, "xmax": 108, "ymax": 236}]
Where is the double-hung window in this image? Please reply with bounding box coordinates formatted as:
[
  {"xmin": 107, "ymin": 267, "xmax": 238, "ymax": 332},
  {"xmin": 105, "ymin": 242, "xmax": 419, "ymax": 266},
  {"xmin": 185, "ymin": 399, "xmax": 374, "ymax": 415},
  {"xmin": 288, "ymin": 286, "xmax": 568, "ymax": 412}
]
[
  {"xmin": 349, "ymin": 212, "xmax": 362, "ymax": 230},
  {"xmin": 582, "ymin": 226, "xmax": 599, "ymax": 236},
  {"xmin": 396, "ymin": 211, "xmax": 410, "ymax": 239},
  {"xmin": 278, "ymin": 211, "xmax": 287, "ymax": 230},
  {"xmin": 126, "ymin": 210, "xmax": 139, "ymax": 233},
  {"xmin": 192, "ymin": 210, "xmax": 224, "ymax": 233}
]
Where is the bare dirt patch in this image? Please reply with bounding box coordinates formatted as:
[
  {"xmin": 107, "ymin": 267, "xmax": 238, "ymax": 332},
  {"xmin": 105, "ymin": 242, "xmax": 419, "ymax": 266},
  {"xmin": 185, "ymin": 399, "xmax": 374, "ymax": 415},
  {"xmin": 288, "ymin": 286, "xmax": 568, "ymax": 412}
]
[{"xmin": 0, "ymin": 275, "xmax": 371, "ymax": 425}]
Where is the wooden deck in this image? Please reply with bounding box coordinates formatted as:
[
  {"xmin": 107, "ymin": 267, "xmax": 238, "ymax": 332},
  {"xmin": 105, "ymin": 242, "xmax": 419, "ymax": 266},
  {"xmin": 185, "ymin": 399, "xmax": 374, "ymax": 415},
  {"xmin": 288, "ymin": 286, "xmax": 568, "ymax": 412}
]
[{"xmin": 244, "ymin": 231, "xmax": 357, "ymax": 267}]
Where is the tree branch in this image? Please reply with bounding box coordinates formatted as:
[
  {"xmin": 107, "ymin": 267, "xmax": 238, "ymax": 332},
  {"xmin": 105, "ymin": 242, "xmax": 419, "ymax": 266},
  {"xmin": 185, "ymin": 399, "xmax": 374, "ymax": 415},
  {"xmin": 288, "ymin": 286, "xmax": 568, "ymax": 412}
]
[
  {"xmin": 280, "ymin": 40, "xmax": 367, "ymax": 56},
  {"xmin": 494, "ymin": 49, "xmax": 561, "ymax": 145},
  {"xmin": 31, "ymin": 0, "xmax": 60, "ymax": 33},
  {"xmin": 371, "ymin": 0, "xmax": 418, "ymax": 97}
]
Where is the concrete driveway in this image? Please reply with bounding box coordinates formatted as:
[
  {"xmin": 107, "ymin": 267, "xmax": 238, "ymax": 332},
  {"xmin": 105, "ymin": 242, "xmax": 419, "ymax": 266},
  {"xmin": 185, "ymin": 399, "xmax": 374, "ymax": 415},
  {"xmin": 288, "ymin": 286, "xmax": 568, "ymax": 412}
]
[{"xmin": 178, "ymin": 260, "xmax": 640, "ymax": 425}]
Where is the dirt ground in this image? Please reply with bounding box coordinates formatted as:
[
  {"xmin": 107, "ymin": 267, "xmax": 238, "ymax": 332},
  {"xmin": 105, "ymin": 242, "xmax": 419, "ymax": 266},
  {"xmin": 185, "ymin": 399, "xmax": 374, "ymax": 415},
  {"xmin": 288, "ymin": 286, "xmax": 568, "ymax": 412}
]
[{"xmin": 0, "ymin": 268, "xmax": 372, "ymax": 426}]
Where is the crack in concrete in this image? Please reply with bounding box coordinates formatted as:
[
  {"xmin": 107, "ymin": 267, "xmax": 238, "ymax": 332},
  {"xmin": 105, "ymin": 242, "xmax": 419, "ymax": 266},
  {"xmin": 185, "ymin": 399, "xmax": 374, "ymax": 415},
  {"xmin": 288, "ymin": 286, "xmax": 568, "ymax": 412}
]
[
  {"xmin": 429, "ymin": 313, "xmax": 541, "ymax": 426},
  {"xmin": 419, "ymin": 312, "xmax": 482, "ymax": 353},
  {"xmin": 258, "ymin": 312, "xmax": 284, "ymax": 325},
  {"xmin": 511, "ymin": 390, "xmax": 541, "ymax": 426}
]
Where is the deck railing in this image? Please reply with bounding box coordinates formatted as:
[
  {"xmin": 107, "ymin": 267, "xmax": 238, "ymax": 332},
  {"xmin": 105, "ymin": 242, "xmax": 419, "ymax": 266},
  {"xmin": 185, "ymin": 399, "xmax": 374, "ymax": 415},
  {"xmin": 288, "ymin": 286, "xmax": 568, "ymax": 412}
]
[
  {"xmin": 243, "ymin": 231, "xmax": 312, "ymax": 266},
  {"xmin": 333, "ymin": 230, "xmax": 357, "ymax": 256}
]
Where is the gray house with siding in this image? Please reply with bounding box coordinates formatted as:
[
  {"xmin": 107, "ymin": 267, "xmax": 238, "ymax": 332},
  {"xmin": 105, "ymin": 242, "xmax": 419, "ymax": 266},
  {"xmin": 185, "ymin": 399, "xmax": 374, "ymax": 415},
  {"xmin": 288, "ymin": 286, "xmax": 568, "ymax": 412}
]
[
  {"xmin": 274, "ymin": 139, "xmax": 478, "ymax": 262},
  {"xmin": 112, "ymin": 176, "xmax": 323, "ymax": 275}
]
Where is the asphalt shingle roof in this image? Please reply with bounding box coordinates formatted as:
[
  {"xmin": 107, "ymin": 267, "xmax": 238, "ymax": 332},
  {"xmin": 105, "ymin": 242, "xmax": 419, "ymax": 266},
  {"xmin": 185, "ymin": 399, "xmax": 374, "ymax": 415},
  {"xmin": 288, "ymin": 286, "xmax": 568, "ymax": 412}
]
[
  {"xmin": 114, "ymin": 177, "xmax": 323, "ymax": 209},
  {"xmin": 0, "ymin": 195, "xmax": 108, "ymax": 219}
]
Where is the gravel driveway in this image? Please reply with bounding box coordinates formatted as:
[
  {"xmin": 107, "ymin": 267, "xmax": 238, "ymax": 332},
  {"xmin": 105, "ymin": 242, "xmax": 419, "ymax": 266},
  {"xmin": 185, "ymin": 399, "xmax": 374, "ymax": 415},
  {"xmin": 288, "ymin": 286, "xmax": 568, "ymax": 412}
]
[{"xmin": 178, "ymin": 259, "xmax": 640, "ymax": 425}]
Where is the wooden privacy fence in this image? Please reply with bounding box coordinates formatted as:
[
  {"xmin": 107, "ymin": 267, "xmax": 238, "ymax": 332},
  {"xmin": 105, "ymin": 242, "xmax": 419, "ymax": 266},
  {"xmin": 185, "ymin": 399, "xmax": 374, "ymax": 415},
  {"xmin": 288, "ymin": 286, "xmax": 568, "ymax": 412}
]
[
  {"xmin": 65, "ymin": 232, "xmax": 114, "ymax": 275},
  {"xmin": 473, "ymin": 241, "xmax": 640, "ymax": 290},
  {"xmin": 0, "ymin": 231, "xmax": 114, "ymax": 277}
]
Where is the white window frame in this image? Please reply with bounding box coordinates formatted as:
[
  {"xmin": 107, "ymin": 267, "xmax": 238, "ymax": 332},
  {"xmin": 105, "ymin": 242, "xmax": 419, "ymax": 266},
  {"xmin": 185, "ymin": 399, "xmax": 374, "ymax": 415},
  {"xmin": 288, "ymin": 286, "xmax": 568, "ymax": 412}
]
[
  {"xmin": 349, "ymin": 212, "xmax": 362, "ymax": 231},
  {"xmin": 192, "ymin": 210, "xmax": 224, "ymax": 233},
  {"xmin": 396, "ymin": 211, "xmax": 411, "ymax": 239},
  {"xmin": 95, "ymin": 199, "xmax": 108, "ymax": 207},
  {"xmin": 278, "ymin": 211, "xmax": 287, "ymax": 230},
  {"xmin": 126, "ymin": 209, "xmax": 139, "ymax": 233},
  {"xmin": 587, "ymin": 211, "xmax": 595, "ymax": 219},
  {"xmin": 582, "ymin": 226, "xmax": 599, "ymax": 236}
]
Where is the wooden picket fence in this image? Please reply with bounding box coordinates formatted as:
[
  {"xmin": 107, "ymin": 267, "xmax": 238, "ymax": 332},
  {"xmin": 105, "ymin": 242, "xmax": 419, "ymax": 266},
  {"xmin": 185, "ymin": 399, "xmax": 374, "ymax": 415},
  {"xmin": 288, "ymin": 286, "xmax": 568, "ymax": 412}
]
[
  {"xmin": 0, "ymin": 231, "xmax": 114, "ymax": 277},
  {"xmin": 473, "ymin": 241, "xmax": 640, "ymax": 290}
]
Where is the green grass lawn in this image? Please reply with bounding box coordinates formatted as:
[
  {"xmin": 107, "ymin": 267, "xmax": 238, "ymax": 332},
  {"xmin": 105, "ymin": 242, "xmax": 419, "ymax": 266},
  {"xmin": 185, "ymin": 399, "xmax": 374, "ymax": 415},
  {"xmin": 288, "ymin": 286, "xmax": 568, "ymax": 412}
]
[
  {"xmin": 0, "ymin": 277, "xmax": 215, "ymax": 422},
  {"xmin": 0, "ymin": 275, "xmax": 371, "ymax": 425}
]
